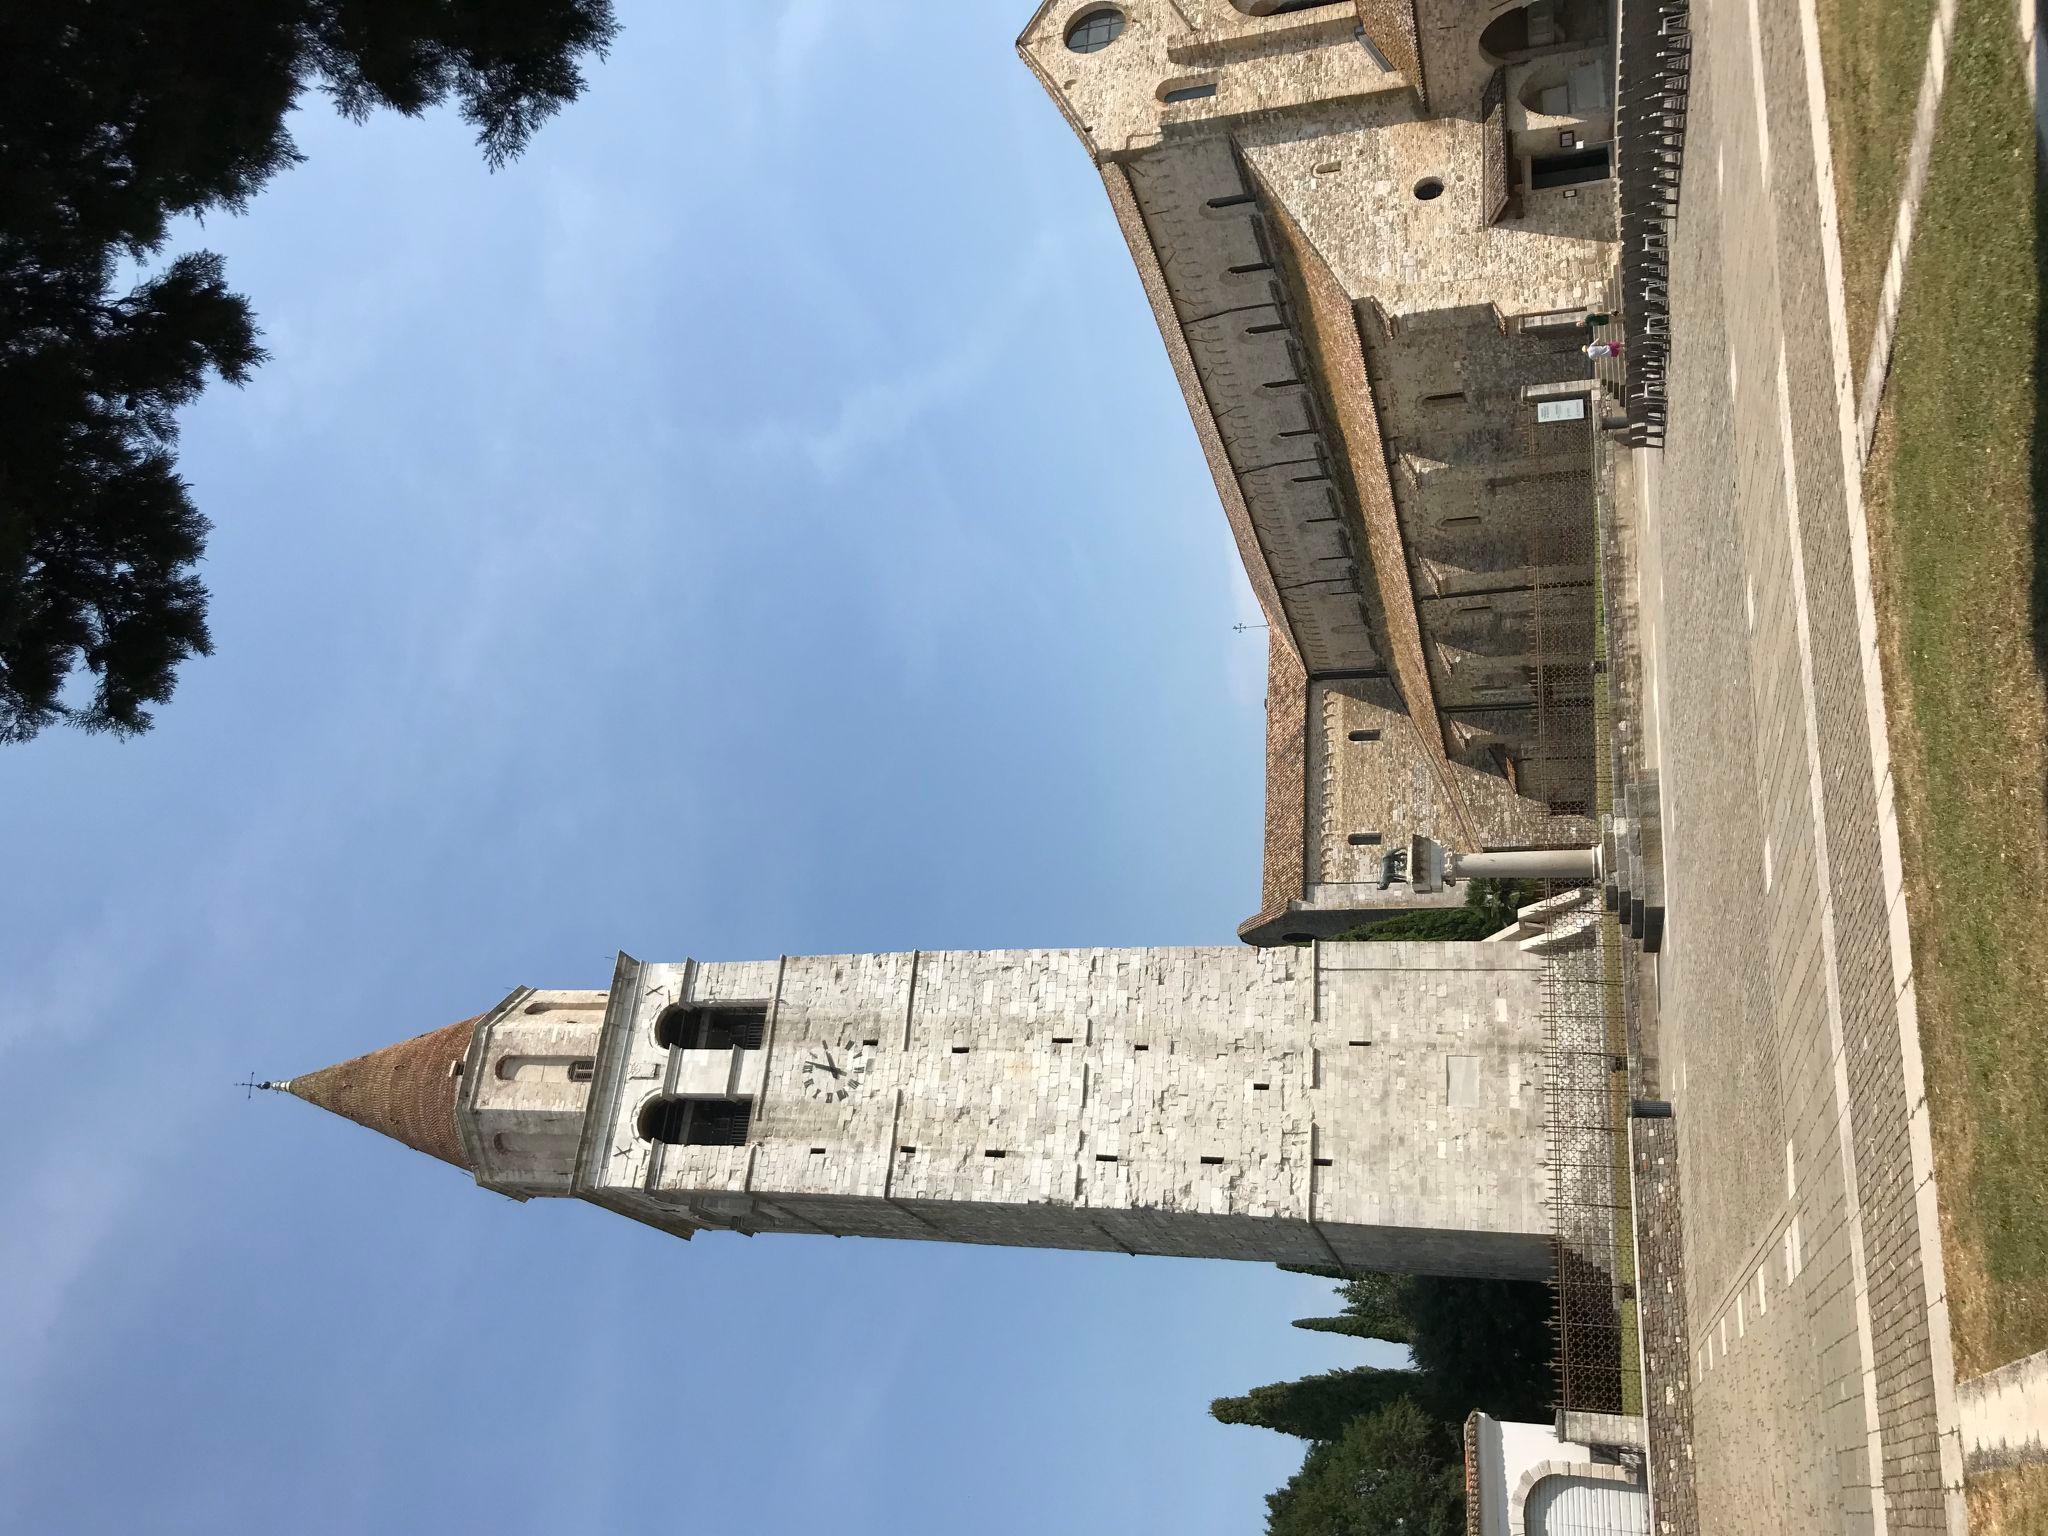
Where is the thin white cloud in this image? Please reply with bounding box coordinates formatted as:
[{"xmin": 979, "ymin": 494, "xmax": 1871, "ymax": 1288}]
[
  {"xmin": 714, "ymin": 0, "xmax": 875, "ymax": 150},
  {"xmin": 747, "ymin": 230, "xmax": 1066, "ymax": 480},
  {"xmin": 0, "ymin": 1099, "xmax": 209, "ymax": 1453},
  {"xmin": 768, "ymin": 332, "xmax": 1000, "ymax": 480},
  {"xmin": 0, "ymin": 411, "xmax": 677, "ymax": 1441},
  {"xmin": 771, "ymin": 0, "xmax": 840, "ymax": 106}
]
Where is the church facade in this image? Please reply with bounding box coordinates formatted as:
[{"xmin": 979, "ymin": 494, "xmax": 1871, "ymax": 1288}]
[{"xmin": 1017, "ymin": 0, "xmax": 1617, "ymax": 942}]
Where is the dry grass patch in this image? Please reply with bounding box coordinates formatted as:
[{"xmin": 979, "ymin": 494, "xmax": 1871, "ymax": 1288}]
[
  {"xmin": 1860, "ymin": 0, "xmax": 2047, "ymax": 1385},
  {"xmin": 1813, "ymin": 0, "xmax": 1941, "ymax": 379},
  {"xmin": 1970, "ymin": 1464, "xmax": 2048, "ymax": 1536}
]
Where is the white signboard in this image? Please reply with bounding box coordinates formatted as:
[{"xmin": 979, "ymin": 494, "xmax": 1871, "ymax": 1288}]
[{"xmin": 1536, "ymin": 397, "xmax": 1588, "ymax": 423}]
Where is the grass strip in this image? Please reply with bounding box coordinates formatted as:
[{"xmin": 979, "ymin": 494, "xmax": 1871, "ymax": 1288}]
[
  {"xmin": 1813, "ymin": 0, "xmax": 1943, "ymax": 379},
  {"xmin": 1860, "ymin": 0, "xmax": 2046, "ymax": 1380}
]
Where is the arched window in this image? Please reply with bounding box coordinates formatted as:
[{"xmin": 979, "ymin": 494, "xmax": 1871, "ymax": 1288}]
[
  {"xmin": 654, "ymin": 1002, "xmax": 768, "ymax": 1051},
  {"xmin": 494, "ymin": 1054, "xmax": 593, "ymax": 1085},
  {"xmin": 638, "ymin": 1095, "xmax": 753, "ymax": 1146},
  {"xmin": 1478, "ymin": 0, "xmax": 1609, "ymax": 63},
  {"xmin": 491, "ymin": 1130, "xmax": 562, "ymax": 1158},
  {"xmin": 1064, "ymin": 7, "xmax": 1126, "ymax": 52},
  {"xmin": 1231, "ymin": 0, "xmax": 1349, "ymax": 13}
]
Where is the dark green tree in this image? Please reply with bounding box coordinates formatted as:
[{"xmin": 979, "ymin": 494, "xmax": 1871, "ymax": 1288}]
[
  {"xmin": 1245, "ymin": 1271, "xmax": 1555, "ymax": 1435},
  {"xmin": 1264, "ymin": 1400, "xmax": 1466, "ymax": 1536},
  {"xmin": 1401, "ymin": 1274, "xmax": 1554, "ymax": 1424},
  {"xmin": 1294, "ymin": 1315, "xmax": 1378, "ymax": 1339},
  {"xmin": 1332, "ymin": 905, "xmax": 1499, "ymax": 941},
  {"xmin": 0, "ymin": 0, "xmax": 619, "ymax": 741},
  {"xmin": 0, "ymin": 253, "xmax": 260, "ymax": 738},
  {"xmin": 1293, "ymin": 1273, "xmax": 1412, "ymax": 1344},
  {"xmin": 1211, "ymin": 1366, "xmax": 1423, "ymax": 1442},
  {"xmin": 1463, "ymin": 877, "xmax": 1542, "ymax": 928},
  {"xmin": 1330, "ymin": 878, "xmax": 1548, "ymax": 943},
  {"xmin": 1276, "ymin": 1262, "xmax": 1353, "ymax": 1281}
]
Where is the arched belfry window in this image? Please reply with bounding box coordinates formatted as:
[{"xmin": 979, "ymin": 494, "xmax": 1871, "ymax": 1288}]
[
  {"xmin": 638, "ymin": 1095, "xmax": 753, "ymax": 1146},
  {"xmin": 1231, "ymin": 0, "xmax": 1349, "ymax": 14},
  {"xmin": 654, "ymin": 1002, "xmax": 768, "ymax": 1051},
  {"xmin": 1478, "ymin": 0, "xmax": 1610, "ymax": 63}
]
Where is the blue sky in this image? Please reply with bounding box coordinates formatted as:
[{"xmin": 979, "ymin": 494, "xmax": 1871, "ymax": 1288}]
[{"xmin": 0, "ymin": 7, "xmax": 1402, "ymax": 1532}]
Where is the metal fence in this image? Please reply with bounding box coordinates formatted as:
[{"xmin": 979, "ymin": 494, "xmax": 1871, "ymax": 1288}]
[
  {"xmin": 1545, "ymin": 924, "xmax": 1641, "ymax": 1414},
  {"xmin": 1516, "ymin": 414, "xmax": 1600, "ymax": 828},
  {"xmin": 1481, "ymin": 66, "xmax": 1512, "ymax": 228},
  {"xmin": 1614, "ymin": 0, "xmax": 1694, "ymax": 447}
]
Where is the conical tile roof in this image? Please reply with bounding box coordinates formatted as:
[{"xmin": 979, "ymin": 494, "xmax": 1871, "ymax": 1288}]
[{"xmin": 283, "ymin": 1015, "xmax": 481, "ymax": 1171}]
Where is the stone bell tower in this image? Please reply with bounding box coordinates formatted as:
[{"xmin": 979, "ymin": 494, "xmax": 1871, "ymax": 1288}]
[{"xmin": 273, "ymin": 934, "xmax": 1563, "ymax": 1280}]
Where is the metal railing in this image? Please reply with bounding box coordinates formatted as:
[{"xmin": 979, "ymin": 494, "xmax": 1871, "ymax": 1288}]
[
  {"xmin": 1481, "ymin": 66, "xmax": 1512, "ymax": 227},
  {"xmin": 1545, "ymin": 923, "xmax": 1642, "ymax": 1414},
  {"xmin": 1516, "ymin": 412, "xmax": 1600, "ymax": 827},
  {"xmin": 1614, "ymin": 0, "xmax": 1693, "ymax": 447}
]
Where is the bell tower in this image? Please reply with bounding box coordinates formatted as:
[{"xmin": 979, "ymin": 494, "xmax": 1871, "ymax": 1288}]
[
  {"xmin": 272, "ymin": 927, "xmax": 1578, "ymax": 1281},
  {"xmin": 462, "ymin": 990, "xmax": 608, "ymax": 1197}
]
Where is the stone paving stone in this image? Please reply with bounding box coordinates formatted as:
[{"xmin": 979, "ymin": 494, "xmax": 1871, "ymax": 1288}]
[
  {"xmin": 1632, "ymin": 0, "xmax": 1957, "ymax": 1527},
  {"xmin": 1634, "ymin": 1117, "xmax": 1703, "ymax": 1536}
]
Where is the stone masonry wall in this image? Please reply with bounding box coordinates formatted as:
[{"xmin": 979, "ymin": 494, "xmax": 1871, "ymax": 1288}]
[
  {"xmin": 1237, "ymin": 98, "xmax": 1611, "ymax": 319},
  {"xmin": 1018, "ymin": 0, "xmax": 1408, "ymax": 163},
  {"xmin": 1309, "ymin": 677, "xmax": 1572, "ymax": 882},
  {"xmin": 570, "ymin": 944, "xmax": 1552, "ymax": 1279},
  {"xmin": 466, "ymin": 989, "xmax": 607, "ymax": 1194}
]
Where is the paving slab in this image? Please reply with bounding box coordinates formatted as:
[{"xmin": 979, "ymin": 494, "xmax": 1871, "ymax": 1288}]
[{"xmin": 1631, "ymin": 0, "xmax": 1966, "ymax": 1528}]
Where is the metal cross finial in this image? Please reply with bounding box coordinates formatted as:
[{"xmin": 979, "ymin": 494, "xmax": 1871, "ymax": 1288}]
[
  {"xmin": 1232, "ymin": 621, "xmax": 1270, "ymax": 634},
  {"xmin": 237, "ymin": 1075, "xmax": 288, "ymax": 1098}
]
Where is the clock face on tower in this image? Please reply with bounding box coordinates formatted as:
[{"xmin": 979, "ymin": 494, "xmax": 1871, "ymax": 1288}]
[{"xmin": 800, "ymin": 1042, "xmax": 874, "ymax": 1103}]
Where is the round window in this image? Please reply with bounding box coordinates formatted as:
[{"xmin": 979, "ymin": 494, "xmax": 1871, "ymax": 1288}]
[
  {"xmin": 1413, "ymin": 176, "xmax": 1445, "ymax": 201},
  {"xmin": 1065, "ymin": 6, "xmax": 1127, "ymax": 52}
]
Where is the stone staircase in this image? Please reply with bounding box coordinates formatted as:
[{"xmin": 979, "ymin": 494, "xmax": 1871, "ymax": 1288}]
[{"xmin": 1604, "ymin": 757, "xmax": 1665, "ymax": 952}]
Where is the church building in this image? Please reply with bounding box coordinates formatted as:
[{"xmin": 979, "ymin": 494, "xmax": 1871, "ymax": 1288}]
[{"xmin": 1016, "ymin": 0, "xmax": 1616, "ymax": 942}]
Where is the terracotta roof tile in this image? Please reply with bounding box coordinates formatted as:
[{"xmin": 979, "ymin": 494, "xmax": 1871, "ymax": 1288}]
[
  {"xmin": 1463, "ymin": 1411, "xmax": 1484, "ymax": 1536},
  {"xmin": 285, "ymin": 1015, "xmax": 480, "ymax": 1172},
  {"xmin": 1260, "ymin": 632, "xmax": 1309, "ymax": 915}
]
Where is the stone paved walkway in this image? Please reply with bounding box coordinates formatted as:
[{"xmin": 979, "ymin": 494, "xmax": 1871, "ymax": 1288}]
[{"xmin": 1630, "ymin": 0, "xmax": 1967, "ymax": 1529}]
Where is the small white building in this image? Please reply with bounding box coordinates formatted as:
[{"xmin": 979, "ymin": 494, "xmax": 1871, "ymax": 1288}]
[{"xmin": 1463, "ymin": 1411, "xmax": 1648, "ymax": 1536}]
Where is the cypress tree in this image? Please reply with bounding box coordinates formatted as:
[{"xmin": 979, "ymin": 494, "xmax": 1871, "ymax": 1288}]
[
  {"xmin": 1210, "ymin": 1366, "xmax": 1423, "ymax": 1442},
  {"xmin": 1275, "ymin": 1262, "xmax": 1351, "ymax": 1280}
]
